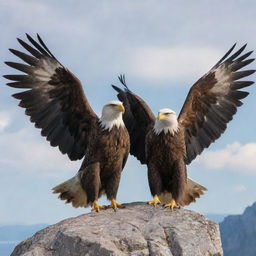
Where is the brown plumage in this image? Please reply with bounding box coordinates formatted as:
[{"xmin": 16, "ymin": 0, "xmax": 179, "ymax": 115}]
[
  {"xmin": 113, "ymin": 44, "xmax": 255, "ymax": 208},
  {"xmin": 4, "ymin": 34, "xmax": 130, "ymax": 211}
]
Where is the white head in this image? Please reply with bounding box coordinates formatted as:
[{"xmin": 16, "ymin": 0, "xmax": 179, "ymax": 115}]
[
  {"xmin": 153, "ymin": 108, "xmax": 179, "ymax": 135},
  {"xmin": 99, "ymin": 100, "xmax": 125, "ymax": 131}
]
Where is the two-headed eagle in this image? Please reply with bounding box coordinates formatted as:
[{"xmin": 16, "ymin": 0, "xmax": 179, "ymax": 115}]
[{"xmin": 4, "ymin": 34, "xmax": 255, "ymax": 211}]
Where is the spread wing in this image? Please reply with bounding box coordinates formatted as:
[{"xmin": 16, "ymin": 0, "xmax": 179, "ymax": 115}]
[
  {"xmin": 178, "ymin": 44, "xmax": 255, "ymax": 165},
  {"xmin": 112, "ymin": 75, "xmax": 155, "ymax": 164},
  {"xmin": 4, "ymin": 34, "xmax": 98, "ymax": 161}
]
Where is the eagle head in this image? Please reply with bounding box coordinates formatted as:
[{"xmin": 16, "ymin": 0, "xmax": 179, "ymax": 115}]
[
  {"xmin": 153, "ymin": 108, "xmax": 179, "ymax": 135},
  {"xmin": 100, "ymin": 101, "xmax": 125, "ymax": 131}
]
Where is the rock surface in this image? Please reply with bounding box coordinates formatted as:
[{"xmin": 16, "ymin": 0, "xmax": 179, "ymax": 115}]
[
  {"xmin": 220, "ymin": 202, "xmax": 256, "ymax": 256},
  {"xmin": 12, "ymin": 202, "xmax": 223, "ymax": 256}
]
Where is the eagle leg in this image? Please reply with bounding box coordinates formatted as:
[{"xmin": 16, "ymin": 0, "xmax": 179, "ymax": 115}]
[
  {"xmin": 164, "ymin": 199, "xmax": 180, "ymax": 210},
  {"xmin": 148, "ymin": 195, "xmax": 161, "ymax": 206},
  {"xmin": 92, "ymin": 201, "xmax": 107, "ymax": 212},
  {"xmin": 108, "ymin": 199, "xmax": 125, "ymax": 211}
]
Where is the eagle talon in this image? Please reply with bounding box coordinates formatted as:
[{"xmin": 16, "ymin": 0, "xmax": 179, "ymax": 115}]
[
  {"xmin": 92, "ymin": 201, "xmax": 106, "ymax": 212},
  {"xmin": 164, "ymin": 199, "xmax": 180, "ymax": 210},
  {"xmin": 148, "ymin": 195, "xmax": 161, "ymax": 206},
  {"xmin": 108, "ymin": 199, "xmax": 125, "ymax": 210}
]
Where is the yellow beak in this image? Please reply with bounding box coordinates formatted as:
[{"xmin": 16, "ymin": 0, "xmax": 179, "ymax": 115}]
[
  {"xmin": 117, "ymin": 104, "xmax": 125, "ymax": 113},
  {"xmin": 157, "ymin": 113, "xmax": 165, "ymax": 120}
]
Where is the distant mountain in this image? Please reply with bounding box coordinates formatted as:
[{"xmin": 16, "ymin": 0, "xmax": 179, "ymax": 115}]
[
  {"xmin": 220, "ymin": 202, "xmax": 256, "ymax": 256},
  {"xmin": 0, "ymin": 224, "xmax": 47, "ymax": 256}
]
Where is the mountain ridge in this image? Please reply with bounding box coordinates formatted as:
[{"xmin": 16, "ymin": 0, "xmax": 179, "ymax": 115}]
[{"xmin": 220, "ymin": 202, "xmax": 256, "ymax": 256}]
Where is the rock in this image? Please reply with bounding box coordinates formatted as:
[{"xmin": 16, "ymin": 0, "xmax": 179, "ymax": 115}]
[
  {"xmin": 11, "ymin": 202, "xmax": 223, "ymax": 256},
  {"xmin": 220, "ymin": 202, "xmax": 256, "ymax": 256}
]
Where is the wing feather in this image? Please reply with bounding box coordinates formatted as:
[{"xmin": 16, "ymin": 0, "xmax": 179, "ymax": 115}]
[
  {"xmin": 4, "ymin": 34, "xmax": 98, "ymax": 161},
  {"xmin": 178, "ymin": 44, "xmax": 255, "ymax": 164},
  {"xmin": 112, "ymin": 75, "xmax": 155, "ymax": 164},
  {"xmin": 9, "ymin": 48, "xmax": 38, "ymax": 66}
]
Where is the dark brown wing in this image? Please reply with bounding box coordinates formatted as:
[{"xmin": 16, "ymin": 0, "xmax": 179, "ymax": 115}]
[
  {"xmin": 178, "ymin": 44, "xmax": 255, "ymax": 165},
  {"xmin": 112, "ymin": 75, "xmax": 155, "ymax": 164},
  {"xmin": 4, "ymin": 34, "xmax": 98, "ymax": 161}
]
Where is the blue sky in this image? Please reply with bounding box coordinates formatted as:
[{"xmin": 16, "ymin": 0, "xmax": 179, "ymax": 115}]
[{"xmin": 1, "ymin": 0, "xmax": 256, "ymax": 225}]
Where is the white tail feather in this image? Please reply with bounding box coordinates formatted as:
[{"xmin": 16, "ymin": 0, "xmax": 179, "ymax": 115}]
[
  {"xmin": 52, "ymin": 174, "xmax": 88, "ymax": 208},
  {"xmin": 159, "ymin": 178, "xmax": 207, "ymax": 206}
]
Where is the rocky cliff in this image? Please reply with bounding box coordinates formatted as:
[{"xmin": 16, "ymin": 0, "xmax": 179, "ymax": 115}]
[
  {"xmin": 11, "ymin": 202, "xmax": 223, "ymax": 256},
  {"xmin": 220, "ymin": 202, "xmax": 256, "ymax": 256}
]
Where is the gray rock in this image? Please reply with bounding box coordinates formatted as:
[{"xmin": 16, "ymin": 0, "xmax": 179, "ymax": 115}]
[
  {"xmin": 220, "ymin": 202, "xmax": 256, "ymax": 256},
  {"xmin": 11, "ymin": 202, "xmax": 223, "ymax": 256}
]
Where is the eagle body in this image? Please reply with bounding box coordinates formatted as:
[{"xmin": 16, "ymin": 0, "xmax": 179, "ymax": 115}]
[
  {"xmin": 113, "ymin": 43, "xmax": 255, "ymax": 208},
  {"xmin": 146, "ymin": 128, "xmax": 187, "ymax": 204},
  {"xmin": 78, "ymin": 125, "xmax": 130, "ymax": 205},
  {"xmin": 4, "ymin": 34, "xmax": 130, "ymax": 211}
]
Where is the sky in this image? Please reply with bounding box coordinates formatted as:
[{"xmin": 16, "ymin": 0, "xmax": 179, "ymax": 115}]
[{"xmin": 0, "ymin": 0, "xmax": 256, "ymax": 225}]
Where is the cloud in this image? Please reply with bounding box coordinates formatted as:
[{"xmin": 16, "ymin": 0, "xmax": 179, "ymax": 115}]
[
  {"xmin": 2, "ymin": 0, "xmax": 253, "ymax": 92},
  {"xmin": 0, "ymin": 1, "xmax": 95, "ymax": 58},
  {"xmin": 235, "ymin": 185, "xmax": 247, "ymax": 192},
  {"xmin": 0, "ymin": 128, "xmax": 81, "ymax": 177},
  {"xmin": 129, "ymin": 46, "xmax": 222, "ymax": 85},
  {"xmin": 194, "ymin": 142, "xmax": 256, "ymax": 175},
  {"xmin": 0, "ymin": 112, "xmax": 11, "ymax": 132}
]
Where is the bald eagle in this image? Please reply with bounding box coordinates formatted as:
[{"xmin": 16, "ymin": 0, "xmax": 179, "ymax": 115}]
[
  {"xmin": 4, "ymin": 34, "xmax": 130, "ymax": 212},
  {"xmin": 113, "ymin": 44, "xmax": 255, "ymax": 209}
]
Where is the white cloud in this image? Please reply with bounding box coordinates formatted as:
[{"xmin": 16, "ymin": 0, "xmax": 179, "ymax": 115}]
[
  {"xmin": 0, "ymin": 0, "xmax": 95, "ymax": 54},
  {"xmin": 0, "ymin": 112, "xmax": 11, "ymax": 132},
  {"xmin": 194, "ymin": 142, "xmax": 256, "ymax": 175},
  {"xmin": 235, "ymin": 185, "xmax": 247, "ymax": 192},
  {"xmin": 0, "ymin": 128, "xmax": 81, "ymax": 177},
  {"xmin": 129, "ymin": 46, "xmax": 222, "ymax": 84}
]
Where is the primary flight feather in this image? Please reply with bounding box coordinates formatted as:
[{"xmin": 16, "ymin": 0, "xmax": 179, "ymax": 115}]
[
  {"xmin": 4, "ymin": 34, "xmax": 130, "ymax": 212},
  {"xmin": 113, "ymin": 44, "xmax": 255, "ymax": 209}
]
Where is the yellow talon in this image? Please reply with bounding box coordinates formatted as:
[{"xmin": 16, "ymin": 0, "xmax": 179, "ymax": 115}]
[
  {"xmin": 164, "ymin": 199, "xmax": 180, "ymax": 210},
  {"xmin": 92, "ymin": 201, "xmax": 106, "ymax": 212},
  {"xmin": 108, "ymin": 199, "xmax": 125, "ymax": 210},
  {"xmin": 148, "ymin": 195, "xmax": 161, "ymax": 206}
]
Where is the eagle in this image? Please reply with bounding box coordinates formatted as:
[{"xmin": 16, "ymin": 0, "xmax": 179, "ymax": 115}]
[
  {"xmin": 4, "ymin": 34, "xmax": 130, "ymax": 212},
  {"xmin": 113, "ymin": 44, "xmax": 255, "ymax": 209}
]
